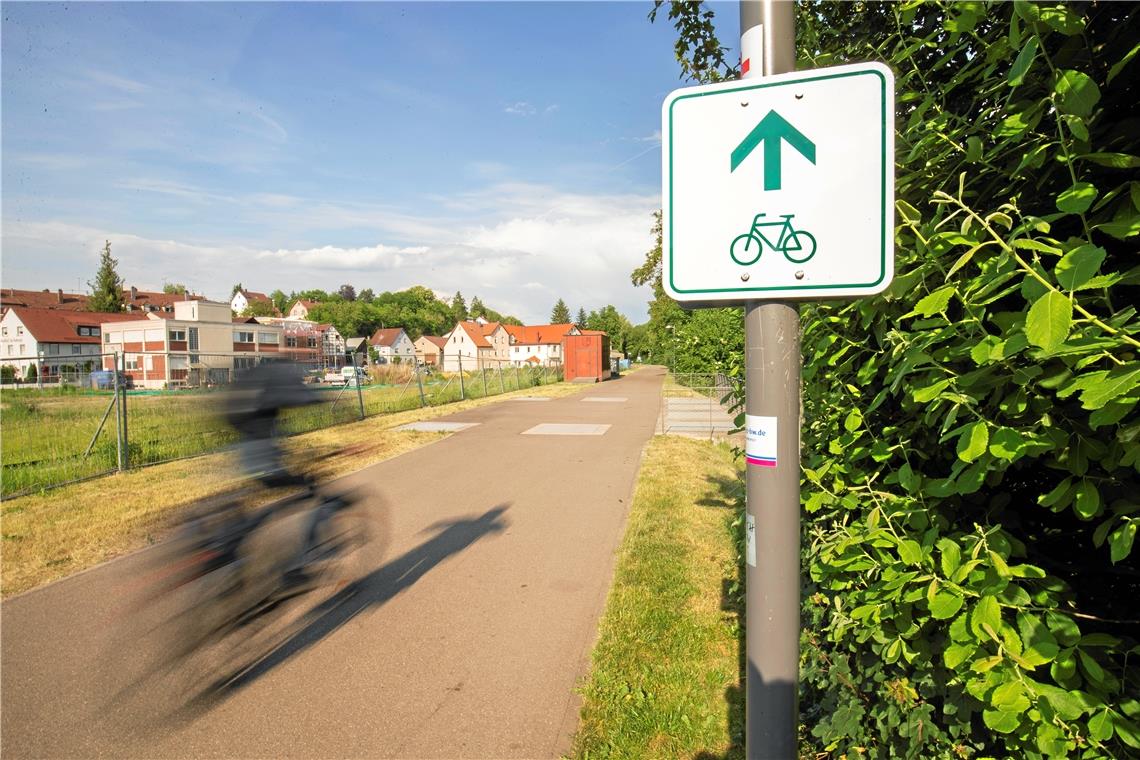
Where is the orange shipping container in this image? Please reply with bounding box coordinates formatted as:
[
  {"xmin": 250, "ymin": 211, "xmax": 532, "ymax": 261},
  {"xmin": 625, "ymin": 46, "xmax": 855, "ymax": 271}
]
[{"xmin": 562, "ymin": 333, "xmax": 611, "ymax": 382}]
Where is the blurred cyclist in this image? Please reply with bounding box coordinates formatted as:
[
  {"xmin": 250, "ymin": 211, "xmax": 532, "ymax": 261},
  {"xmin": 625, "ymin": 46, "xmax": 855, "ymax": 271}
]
[{"xmin": 225, "ymin": 360, "xmax": 319, "ymax": 491}]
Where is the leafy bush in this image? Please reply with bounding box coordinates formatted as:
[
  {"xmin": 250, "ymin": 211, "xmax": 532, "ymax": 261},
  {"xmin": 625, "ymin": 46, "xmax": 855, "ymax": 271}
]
[{"xmin": 652, "ymin": 1, "xmax": 1140, "ymax": 757}]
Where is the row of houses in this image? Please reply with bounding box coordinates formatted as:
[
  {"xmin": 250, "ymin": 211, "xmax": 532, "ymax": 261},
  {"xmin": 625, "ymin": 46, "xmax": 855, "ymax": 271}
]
[{"xmin": 1, "ymin": 296, "xmax": 607, "ymax": 388}]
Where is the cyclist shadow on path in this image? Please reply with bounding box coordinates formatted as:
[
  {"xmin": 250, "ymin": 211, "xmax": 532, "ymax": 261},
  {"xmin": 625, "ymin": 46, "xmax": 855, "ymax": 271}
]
[{"xmin": 216, "ymin": 504, "xmax": 511, "ymax": 700}]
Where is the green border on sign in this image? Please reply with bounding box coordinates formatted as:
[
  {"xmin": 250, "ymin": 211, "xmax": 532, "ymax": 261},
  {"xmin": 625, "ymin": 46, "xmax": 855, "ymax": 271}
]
[{"xmin": 667, "ymin": 67, "xmax": 890, "ymax": 295}]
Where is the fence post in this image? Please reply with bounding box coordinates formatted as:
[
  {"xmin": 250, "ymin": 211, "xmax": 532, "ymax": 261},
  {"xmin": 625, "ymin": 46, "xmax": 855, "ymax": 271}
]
[
  {"xmin": 113, "ymin": 352, "xmax": 126, "ymax": 471},
  {"xmin": 481, "ymin": 365, "xmax": 488, "ymax": 397},
  {"xmin": 458, "ymin": 353, "xmax": 466, "ymax": 400},
  {"xmin": 498, "ymin": 362, "xmax": 505, "ymax": 395},
  {"xmin": 415, "ymin": 361, "xmax": 427, "ymax": 407},
  {"xmin": 514, "ymin": 365, "xmax": 520, "ymax": 391},
  {"xmin": 351, "ymin": 352, "xmax": 365, "ymax": 420}
]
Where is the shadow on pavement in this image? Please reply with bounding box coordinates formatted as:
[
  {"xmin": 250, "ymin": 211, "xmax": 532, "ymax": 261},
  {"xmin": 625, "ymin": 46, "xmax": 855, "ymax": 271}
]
[{"xmin": 216, "ymin": 504, "xmax": 510, "ymax": 700}]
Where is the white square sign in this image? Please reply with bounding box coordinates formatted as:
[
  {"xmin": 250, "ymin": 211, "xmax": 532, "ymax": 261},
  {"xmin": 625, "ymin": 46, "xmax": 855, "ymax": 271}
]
[{"xmin": 662, "ymin": 62, "xmax": 895, "ymax": 302}]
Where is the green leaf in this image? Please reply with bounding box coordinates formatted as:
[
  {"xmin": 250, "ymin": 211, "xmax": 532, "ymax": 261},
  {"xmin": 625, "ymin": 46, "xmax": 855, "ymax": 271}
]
[
  {"xmin": 913, "ymin": 286, "xmax": 955, "ymax": 317},
  {"xmin": 1109, "ymin": 521, "xmax": 1137, "ymax": 564},
  {"xmin": 1079, "ymin": 650, "xmax": 1106, "ymax": 685},
  {"xmin": 898, "ymin": 462, "xmax": 920, "ymax": 493},
  {"xmin": 843, "ymin": 408, "xmax": 863, "ymax": 432},
  {"xmin": 1056, "ymin": 182, "xmax": 1099, "ymax": 215},
  {"xmin": 1040, "ymin": 4, "xmax": 1084, "ymax": 34},
  {"xmin": 1007, "ymin": 37, "xmax": 1038, "ymax": 86},
  {"xmin": 1079, "ymin": 366, "xmax": 1140, "ymax": 410},
  {"xmin": 1034, "ymin": 683, "xmax": 1087, "ymax": 721},
  {"xmin": 1025, "ymin": 291, "xmax": 1072, "ymax": 353},
  {"xmin": 983, "ymin": 708, "xmax": 1021, "ymax": 733},
  {"xmin": 989, "ymin": 427, "xmax": 1028, "ymax": 460},
  {"xmin": 944, "ymin": 642, "xmax": 974, "ymax": 670},
  {"xmin": 938, "ymin": 537, "xmax": 962, "ymax": 577},
  {"xmin": 1089, "ymin": 708, "xmax": 1115, "ymax": 742},
  {"xmin": 930, "ymin": 592, "xmax": 965, "ymax": 620},
  {"xmin": 1039, "ymin": 478, "xmax": 1074, "ymax": 510},
  {"xmin": 1055, "ymin": 244, "xmax": 1106, "ymax": 290},
  {"xmin": 913, "ymin": 378, "xmax": 951, "ymax": 403},
  {"xmin": 1078, "ymin": 152, "xmax": 1140, "ymax": 169},
  {"xmin": 957, "ymin": 421, "xmax": 989, "ymax": 462},
  {"xmin": 1107, "ymin": 41, "xmax": 1140, "ymax": 85},
  {"xmin": 972, "ymin": 596, "xmax": 1002, "ymax": 641},
  {"xmin": 1096, "ymin": 215, "xmax": 1140, "ymax": 240},
  {"xmin": 898, "ymin": 539, "xmax": 924, "ymax": 567},
  {"xmin": 1046, "ymin": 612, "xmax": 1081, "ymax": 647},
  {"xmin": 1013, "ymin": 238, "xmax": 1062, "ymax": 255},
  {"xmin": 991, "ymin": 681, "xmax": 1030, "ymax": 712},
  {"xmin": 1054, "ymin": 70, "xmax": 1101, "ymax": 118},
  {"xmin": 1074, "ymin": 480, "xmax": 1102, "ymax": 519}
]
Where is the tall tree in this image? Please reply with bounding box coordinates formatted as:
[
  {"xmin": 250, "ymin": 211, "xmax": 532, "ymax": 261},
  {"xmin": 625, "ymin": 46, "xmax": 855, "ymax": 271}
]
[
  {"xmin": 469, "ymin": 296, "xmax": 486, "ymax": 319},
  {"xmin": 550, "ymin": 298, "xmax": 571, "ymax": 324},
  {"xmin": 231, "ymin": 282, "xmax": 244, "ymax": 297},
  {"xmin": 358, "ymin": 288, "xmax": 375, "ymax": 304},
  {"xmin": 338, "ymin": 284, "xmax": 357, "ymax": 302},
  {"xmin": 269, "ymin": 289, "xmax": 289, "ymax": 314},
  {"xmin": 88, "ymin": 241, "xmax": 125, "ymax": 313},
  {"xmin": 162, "ymin": 282, "xmax": 187, "ymax": 295},
  {"xmin": 576, "ymin": 307, "xmax": 588, "ymax": 326},
  {"xmin": 241, "ymin": 300, "xmax": 278, "ymax": 318},
  {"xmin": 451, "ymin": 291, "xmax": 468, "ymax": 322}
]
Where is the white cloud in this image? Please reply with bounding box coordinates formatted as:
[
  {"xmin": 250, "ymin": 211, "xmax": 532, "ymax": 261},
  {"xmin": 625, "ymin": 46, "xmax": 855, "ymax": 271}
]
[
  {"xmin": 504, "ymin": 101, "xmax": 536, "ymax": 116},
  {"xmin": 1, "ymin": 182, "xmax": 661, "ymax": 324}
]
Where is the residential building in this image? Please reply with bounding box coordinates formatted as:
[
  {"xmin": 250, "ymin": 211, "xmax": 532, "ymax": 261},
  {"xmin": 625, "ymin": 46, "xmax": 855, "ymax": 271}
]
[
  {"xmin": 255, "ymin": 316, "xmax": 345, "ymax": 368},
  {"xmin": 504, "ymin": 323, "xmax": 580, "ymax": 366},
  {"xmin": 0, "ymin": 287, "xmax": 204, "ymax": 313},
  {"xmin": 100, "ymin": 300, "xmax": 283, "ymax": 389},
  {"xmin": 0, "ymin": 307, "xmax": 139, "ymax": 380},
  {"xmin": 287, "ymin": 300, "xmax": 320, "ymax": 319},
  {"xmin": 441, "ymin": 320, "xmax": 511, "ymax": 371},
  {"xmin": 369, "ymin": 327, "xmax": 416, "ymax": 364},
  {"xmin": 414, "ymin": 336, "xmax": 447, "ymax": 366},
  {"xmin": 230, "ymin": 289, "xmax": 275, "ymax": 315}
]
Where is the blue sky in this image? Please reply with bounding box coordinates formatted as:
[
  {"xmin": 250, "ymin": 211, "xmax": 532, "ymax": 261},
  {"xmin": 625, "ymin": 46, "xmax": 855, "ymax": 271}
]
[{"xmin": 2, "ymin": 1, "xmax": 740, "ymax": 323}]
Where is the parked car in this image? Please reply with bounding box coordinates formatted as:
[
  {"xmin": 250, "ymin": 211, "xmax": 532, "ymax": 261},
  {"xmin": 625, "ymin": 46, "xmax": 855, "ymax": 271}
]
[{"xmin": 89, "ymin": 370, "xmax": 134, "ymax": 390}]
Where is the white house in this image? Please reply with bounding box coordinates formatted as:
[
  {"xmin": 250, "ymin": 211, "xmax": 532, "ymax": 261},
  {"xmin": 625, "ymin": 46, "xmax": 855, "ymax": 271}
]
[
  {"xmin": 287, "ymin": 300, "xmax": 320, "ymax": 319},
  {"xmin": 1, "ymin": 307, "xmax": 140, "ymax": 381},
  {"xmin": 369, "ymin": 327, "xmax": 416, "ymax": 364},
  {"xmin": 441, "ymin": 320, "xmax": 511, "ymax": 371},
  {"xmin": 231, "ymin": 289, "xmax": 274, "ymax": 315},
  {"xmin": 504, "ymin": 323, "xmax": 579, "ymax": 366}
]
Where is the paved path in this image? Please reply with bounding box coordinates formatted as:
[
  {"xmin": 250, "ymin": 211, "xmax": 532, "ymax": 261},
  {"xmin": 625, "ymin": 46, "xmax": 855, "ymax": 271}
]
[{"xmin": 1, "ymin": 367, "xmax": 665, "ymax": 759}]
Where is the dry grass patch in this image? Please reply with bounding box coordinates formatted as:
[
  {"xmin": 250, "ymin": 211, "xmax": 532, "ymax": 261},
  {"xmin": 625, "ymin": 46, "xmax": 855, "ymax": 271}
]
[{"xmin": 1, "ymin": 380, "xmax": 586, "ymax": 597}]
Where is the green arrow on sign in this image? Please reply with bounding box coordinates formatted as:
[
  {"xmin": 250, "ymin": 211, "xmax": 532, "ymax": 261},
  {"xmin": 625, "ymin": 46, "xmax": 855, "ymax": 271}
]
[{"xmin": 730, "ymin": 110, "xmax": 816, "ymax": 191}]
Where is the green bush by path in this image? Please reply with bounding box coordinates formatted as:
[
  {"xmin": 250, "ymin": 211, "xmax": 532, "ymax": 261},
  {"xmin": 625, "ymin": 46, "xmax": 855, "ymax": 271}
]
[{"xmin": 652, "ymin": 1, "xmax": 1139, "ymax": 757}]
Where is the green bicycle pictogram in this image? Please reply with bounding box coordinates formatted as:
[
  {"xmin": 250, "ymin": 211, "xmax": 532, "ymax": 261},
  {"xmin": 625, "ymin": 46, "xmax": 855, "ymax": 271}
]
[{"xmin": 729, "ymin": 213, "xmax": 818, "ymax": 266}]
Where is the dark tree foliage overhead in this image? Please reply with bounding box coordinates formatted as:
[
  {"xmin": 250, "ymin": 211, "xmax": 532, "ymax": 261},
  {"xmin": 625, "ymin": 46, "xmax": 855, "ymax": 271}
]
[{"xmin": 649, "ymin": 1, "xmax": 1140, "ymax": 757}]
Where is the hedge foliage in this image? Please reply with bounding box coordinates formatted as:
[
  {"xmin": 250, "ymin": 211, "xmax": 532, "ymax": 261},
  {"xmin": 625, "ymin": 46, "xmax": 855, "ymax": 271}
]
[{"xmin": 652, "ymin": 1, "xmax": 1139, "ymax": 757}]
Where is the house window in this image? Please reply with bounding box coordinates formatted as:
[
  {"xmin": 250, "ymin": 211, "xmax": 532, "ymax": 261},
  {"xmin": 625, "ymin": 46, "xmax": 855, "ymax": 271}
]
[
  {"xmin": 258, "ymin": 332, "xmax": 276, "ymax": 343},
  {"xmin": 48, "ymin": 344, "xmax": 60, "ymax": 355},
  {"xmin": 72, "ymin": 344, "xmax": 82, "ymax": 354},
  {"xmin": 188, "ymin": 328, "xmax": 199, "ymax": 351},
  {"xmin": 286, "ymin": 337, "xmax": 297, "ymax": 348},
  {"xmin": 169, "ymin": 329, "xmax": 186, "ymax": 342},
  {"xmin": 77, "ymin": 326, "xmax": 101, "ymax": 337},
  {"xmin": 234, "ymin": 357, "xmax": 255, "ymax": 370},
  {"xmin": 6, "ymin": 345, "xmax": 13, "ymax": 355},
  {"xmin": 2, "ymin": 327, "xmax": 7, "ymax": 335},
  {"xmin": 125, "ymin": 355, "xmax": 140, "ymax": 370},
  {"xmin": 17, "ymin": 326, "xmax": 24, "ymax": 335},
  {"xmin": 307, "ymin": 338, "xmax": 316, "ymax": 348},
  {"xmin": 233, "ymin": 331, "xmax": 254, "ymax": 343}
]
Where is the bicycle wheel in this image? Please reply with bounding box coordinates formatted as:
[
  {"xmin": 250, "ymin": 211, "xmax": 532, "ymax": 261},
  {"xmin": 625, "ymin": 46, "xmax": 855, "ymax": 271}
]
[
  {"xmin": 782, "ymin": 230, "xmax": 817, "ymax": 264},
  {"xmin": 730, "ymin": 233, "xmax": 764, "ymax": 266}
]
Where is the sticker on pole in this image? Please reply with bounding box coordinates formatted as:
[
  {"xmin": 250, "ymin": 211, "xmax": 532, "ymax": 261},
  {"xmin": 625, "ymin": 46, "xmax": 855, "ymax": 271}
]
[
  {"xmin": 661, "ymin": 62, "xmax": 895, "ymax": 302},
  {"xmin": 745, "ymin": 415, "xmax": 777, "ymax": 468}
]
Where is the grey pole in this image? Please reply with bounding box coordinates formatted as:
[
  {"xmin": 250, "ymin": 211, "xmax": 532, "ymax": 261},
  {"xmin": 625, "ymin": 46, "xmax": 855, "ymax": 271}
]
[
  {"xmin": 741, "ymin": 2, "xmax": 801, "ymax": 759},
  {"xmin": 112, "ymin": 352, "xmax": 124, "ymax": 471},
  {"xmin": 457, "ymin": 353, "xmax": 466, "ymax": 400},
  {"xmin": 415, "ymin": 361, "xmax": 427, "ymax": 407},
  {"xmin": 351, "ymin": 352, "xmax": 365, "ymax": 420}
]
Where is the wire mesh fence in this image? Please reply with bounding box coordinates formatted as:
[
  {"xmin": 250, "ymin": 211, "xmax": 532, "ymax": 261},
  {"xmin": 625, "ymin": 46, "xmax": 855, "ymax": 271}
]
[
  {"xmin": 659, "ymin": 371, "xmax": 743, "ymax": 439},
  {"xmin": 1, "ymin": 351, "xmax": 565, "ymax": 497}
]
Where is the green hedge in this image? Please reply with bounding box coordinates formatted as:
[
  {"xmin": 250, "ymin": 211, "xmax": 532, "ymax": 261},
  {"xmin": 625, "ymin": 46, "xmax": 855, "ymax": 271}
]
[{"xmin": 655, "ymin": 1, "xmax": 1139, "ymax": 757}]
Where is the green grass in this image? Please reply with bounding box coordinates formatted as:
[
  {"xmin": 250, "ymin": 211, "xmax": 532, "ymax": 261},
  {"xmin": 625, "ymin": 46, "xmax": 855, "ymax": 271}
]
[
  {"xmin": 573, "ymin": 436, "xmax": 745, "ymax": 760},
  {"xmin": 0, "ymin": 366, "xmax": 563, "ymax": 496}
]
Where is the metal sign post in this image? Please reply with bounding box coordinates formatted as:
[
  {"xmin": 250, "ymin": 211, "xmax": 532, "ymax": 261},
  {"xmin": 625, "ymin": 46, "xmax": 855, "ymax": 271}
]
[
  {"xmin": 661, "ymin": 3, "xmax": 894, "ymax": 755},
  {"xmin": 741, "ymin": 4, "xmax": 800, "ymax": 757}
]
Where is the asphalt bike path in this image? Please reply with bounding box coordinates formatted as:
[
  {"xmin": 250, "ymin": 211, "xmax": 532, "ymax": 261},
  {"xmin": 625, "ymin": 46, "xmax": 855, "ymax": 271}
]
[{"xmin": 1, "ymin": 367, "xmax": 666, "ymax": 758}]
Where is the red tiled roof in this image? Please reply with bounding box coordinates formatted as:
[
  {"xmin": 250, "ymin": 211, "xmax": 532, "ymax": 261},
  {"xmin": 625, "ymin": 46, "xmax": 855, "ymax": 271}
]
[
  {"xmin": 0, "ymin": 287, "xmax": 204, "ymax": 312},
  {"xmin": 240, "ymin": 290, "xmax": 271, "ymax": 302},
  {"xmin": 369, "ymin": 327, "xmax": 406, "ymax": 347},
  {"xmin": 455, "ymin": 321, "xmax": 492, "ymax": 348},
  {"xmin": 423, "ymin": 336, "xmax": 447, "ymax": 349},
  {"xmin": 507, "ymin": 323, "xmax": 577, "ymax": 345},
  {"xmin": 579, "ymin": 329, "xmax": 607, "ymax": 336},
  {"xmin": 4, "ymin": 307, "xmax": 140, "ymax": 344}
]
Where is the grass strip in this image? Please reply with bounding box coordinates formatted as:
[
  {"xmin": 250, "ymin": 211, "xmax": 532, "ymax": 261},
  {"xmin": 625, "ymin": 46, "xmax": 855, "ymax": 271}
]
[
  {"xmin": 573, "ymin": 435, "xmax": 745, "ymax": 760},
  {"xmin": 1, "ymin": 380, "xmax": 587, "ymax": 598}
]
